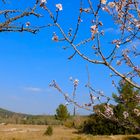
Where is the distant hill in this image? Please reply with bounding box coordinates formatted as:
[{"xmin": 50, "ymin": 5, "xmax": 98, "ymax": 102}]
[
  {"xmin": 0, "ymin": 107, "xmax": 28, "ymax": 117},
  {"xmin": 0, "ymin": 107, "xmax": 60, "ymax": 125},
  {"xmin": 0, "ymin": 107, "xmax": 31, "ymax": 124}
]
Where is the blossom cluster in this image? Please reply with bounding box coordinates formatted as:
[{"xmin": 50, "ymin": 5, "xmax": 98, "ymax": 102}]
[{"xmin": 104, "ymin": 104, "xmax": 114, "ymax": 118}]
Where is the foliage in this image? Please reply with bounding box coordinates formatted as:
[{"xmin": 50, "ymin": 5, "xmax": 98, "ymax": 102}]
[
  {"xmin": 113, "ymin": 81, "xmax": 140, "ymax": 129},
  {"xmin": 123, "ymin": 137, "xmax": 140, "ymax": 140},
  {"xmin": 81, "ymin": 81, "xmax": 140, "ymax": 135},
  {"xmin": 81, "ymin": 114, "xmax": 138, "ymax": 135},
  {"xmin": 55, "ymin": 104, "xmax": 70, "ymax": 121},
  {"xmin": 44, "ymin": 126, "xmax": 53, "ymax": 136},
  {"xmin": 64, "ymin": 116, "xmax": 86, "ymax": 129}
]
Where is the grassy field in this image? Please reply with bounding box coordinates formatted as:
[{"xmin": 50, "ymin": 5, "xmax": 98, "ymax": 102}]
[{"xmin": 0, "ymin": 124, "xmax": 140, "ymax": 140}]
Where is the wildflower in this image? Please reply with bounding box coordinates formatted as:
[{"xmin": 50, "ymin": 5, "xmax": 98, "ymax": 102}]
[
  {"xmin": 101, "ymin": 0, "xmax": 107, "ymax": 4},
  {"xmin": 108, "ymin": 2, "xmax": 115, "ymax": 8},
  {"xmin": 56, "ymin": 3, "xmax": 63, "ymax": 11},
  {"xmin": 123, "ymin": 111, "xmax": 129, "ymax": 119}
]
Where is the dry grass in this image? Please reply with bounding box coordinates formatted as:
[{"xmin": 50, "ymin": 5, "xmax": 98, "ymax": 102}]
[{"xmin": 0, "ymin": 124, "xmax": 140, "ymax": 140}]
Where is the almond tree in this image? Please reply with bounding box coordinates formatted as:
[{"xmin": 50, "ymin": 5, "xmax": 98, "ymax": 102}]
[
  {"xmin": 1, "ymin": 0, "xmax": 140, "ymax": 127},
  {"xmin": 43, "ymin": 0, "xmax": 140, "ymax": 89},
  {"xmin": 46, "ymin": 0, "xmax": 140, "ymax": 126},
  {"xmin": 0, "ymin": 0, "xmax": 42, "ymax": 33}
]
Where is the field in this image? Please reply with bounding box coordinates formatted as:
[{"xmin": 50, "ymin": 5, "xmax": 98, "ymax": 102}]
[{"xmin": 0, "ymin": 124, "xmax": 140, "ymax": 140}]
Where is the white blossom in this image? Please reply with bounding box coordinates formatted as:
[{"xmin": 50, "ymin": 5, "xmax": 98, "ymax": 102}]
[
  {"xmin": 56, "ymin": 4, "xmax": 63, "ymax": 11},
  {"xmin": 52, "ymin": 33, "xmax": 58, "ymax": 42},
  {"xmin": 73, "ymin": 79, "xmax": 79, "ymax": 87},
  {"xmin": 40, "ymin": 0, "xmax": 47, "ymax": 7},
  {"xmin": 104, "ymin": 105, "xmax": 114, "ymax": 118},
  {"xmin": 101, "ymin": 0, "xmax": 107, "ymax": 4},
  {"xmin": 25, "ymin": 22, "xmax": 30, "ymax": 27},
  {"xmin": 108, "ymin": 2, "xmax": 115, "ymax": 8},
  {"xmin": 40, "ymin": 0, "xmax": 47, "ymax": 3},
  {"xmin": 116, "ymin": 60, "xmax": 121, "ymax": 66},
  {"xmin": 134, "ymin": 109, "xmax": 140, "ymax": 116},
  {"xmin": 123, "ymin": 111, "xmax": 129, "ymax": 119}
]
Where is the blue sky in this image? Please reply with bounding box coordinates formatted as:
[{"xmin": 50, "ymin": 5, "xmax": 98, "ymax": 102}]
[{"xmin": 0, "ymin": 0, "xmax": 120, "ymax": 115}]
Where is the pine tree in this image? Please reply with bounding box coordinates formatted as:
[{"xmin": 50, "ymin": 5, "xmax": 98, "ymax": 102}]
[
  {"xmin": 113, "ymin": 80, "xmax": 140, "ymax": 131},
  {"xmin": 55, "ymin": 104, "xmax": 70, "ymax": 121}
]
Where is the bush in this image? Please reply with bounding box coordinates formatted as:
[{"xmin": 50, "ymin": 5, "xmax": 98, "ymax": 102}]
[
  {"xmin": 64, "ymin": 116, "xmax": 86, "ymax": 129},
  {"xmin": 81, "ymin": 114, "xmax": 138, "ymax": 135},
  {"xmin": 44, "ymin": 126, "xmax": 53, "ymax": 136},
  {"xmin": 123, "ymin": 136, "xmax": 140, "ymax": 140},
  {"xmin": 64, "ymin": 120, "xmax": 75, "ymax": 128}
]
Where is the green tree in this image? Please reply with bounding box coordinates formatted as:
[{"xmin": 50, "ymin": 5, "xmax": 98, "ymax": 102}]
[
  {"xmin": 81, "ymin": 81, "xmax": 140, "ymax": 135},
  {"xmin": 55, "ymin": 104, "xmax": 70, "ymax": 121},
  {"xmin": 113, "ymin": 80, "xmax": 140, "ymax": 130}
]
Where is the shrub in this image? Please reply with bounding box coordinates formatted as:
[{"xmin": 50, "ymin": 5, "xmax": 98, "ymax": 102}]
[
  {"xmin": 44, "ymin": 126, "xmax": 53, "ymax": 136},
  {"xmin": 64, "ymin": 120, "xmax": 74, "ymax": 128},
  {"xmin": 81, "ymin": 114, "xmax": 138, "ymax": 135},
  {"xmin": 123, "ymin": 136, "xmax": 140, "ymax": 140}
]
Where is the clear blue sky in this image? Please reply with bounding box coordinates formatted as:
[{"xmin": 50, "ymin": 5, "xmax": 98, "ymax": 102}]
[{"xmin": 0, "ymin": 0, "xmax": 119, "ymax": 115}]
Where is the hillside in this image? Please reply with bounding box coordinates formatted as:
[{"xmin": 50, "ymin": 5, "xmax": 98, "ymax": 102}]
[
  {"xmin": 0, "ymin": 107, "xmax": 29, "ymax": 117},
  {"xmin": 0, "ymin": 108, "xmax": 20, "ymax": 117},
  {"xmin": 0, "ymin": 107, "xmax": 60, "ymax": 125}
]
